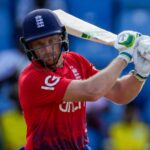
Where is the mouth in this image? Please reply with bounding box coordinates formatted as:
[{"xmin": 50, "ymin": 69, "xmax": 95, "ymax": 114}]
[{"xmin": 43, "ymin": 55, "xmax": 58, "ymax": 64}]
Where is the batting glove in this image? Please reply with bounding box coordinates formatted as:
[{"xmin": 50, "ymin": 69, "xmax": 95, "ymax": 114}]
[
  {"xmin": 132, "ymin": 49, "xmax": 150, "ymax": 81},
  {"xmin": 137, "ymin": 35, "xmax": 150, "ymax": 61},
  {"xmin": 115, "ymin": 30, "xmax": 141, "ymax": 64}
]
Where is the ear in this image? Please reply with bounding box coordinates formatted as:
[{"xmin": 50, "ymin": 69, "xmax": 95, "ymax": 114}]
[
  {"xmin": 62, "ymin": 40, "xmax": 69, "ymax": 52},
  {"xmin": 61, "ymin": 27, "xmax": 69, "ymax": 51},
  {"xmin": 20, "ymin": 37, "xmax": 33, "ymax": 61}
]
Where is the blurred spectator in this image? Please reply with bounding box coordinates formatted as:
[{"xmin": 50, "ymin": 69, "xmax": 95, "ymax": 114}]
[
  {"xmin": 106, "ymin": 103, "xmax": 150, "ymax": 150},
  {"xmin": 0, "ymin": 49, "xmax": 28, "ymax": 82},
  {"xmin": 0, "ymin": 49, "xmax": 29, "ymax": 114},
  {"xmin": 1, "ymin": 79, "xmax": 26, "ymax": 150},
  {"xmin": 0, "ymin": 49, "xmax": 28, "ymax": 149}
]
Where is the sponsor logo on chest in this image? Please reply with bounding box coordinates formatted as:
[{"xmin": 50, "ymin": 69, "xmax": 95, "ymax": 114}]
[
  {"xmin": 59, "ymin": 101, "xmax": 86, "ymax": 113},
  {"xmin": 41, "ymin": 75, "xmax": 60, "ymax": 90}
]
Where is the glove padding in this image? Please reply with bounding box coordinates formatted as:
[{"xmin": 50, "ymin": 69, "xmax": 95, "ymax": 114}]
[
  {"xmin": 115, "ymin": 30, "xmax": 141, "ymax": 64},
  {"xmin": 137, "ymin": 35, "xmax": 150, "ymax": 61},
  {"xmin": 133, "ymin": 49, "xmax": 150, "ymax": 81}
]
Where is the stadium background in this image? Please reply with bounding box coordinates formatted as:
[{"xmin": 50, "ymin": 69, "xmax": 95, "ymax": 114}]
[{"xmin": 0, "ymin": 0, "xmax": 150, "ymax": 149}]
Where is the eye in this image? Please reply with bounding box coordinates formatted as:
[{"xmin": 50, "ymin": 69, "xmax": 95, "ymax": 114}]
[
  {"xmin": 34, "ymin": 44, "xmax": 45, "ymax": 50},
  {"xmin": 51, "ymin": 36, "xmax": 62, "ymax": 43},
  {"xmin": 48, "ymin": 39, "xmax": 53, "ymax": 44}
]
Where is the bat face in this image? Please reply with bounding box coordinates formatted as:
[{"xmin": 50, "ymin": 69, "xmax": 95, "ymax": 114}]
[{"xmin": 53, "ymin": 9, "xmax": 117, "ymax": 46}]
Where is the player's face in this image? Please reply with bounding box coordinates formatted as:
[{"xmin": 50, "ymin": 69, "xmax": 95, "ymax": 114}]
[{"xmin": 30, "ymin": 35, "xmax": 63, "ymax": 66}]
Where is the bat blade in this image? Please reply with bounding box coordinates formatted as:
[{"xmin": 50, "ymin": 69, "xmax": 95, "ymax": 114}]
[{"xmin": 53, "ymin": 9, "xmax": 117, "ymax": 46}]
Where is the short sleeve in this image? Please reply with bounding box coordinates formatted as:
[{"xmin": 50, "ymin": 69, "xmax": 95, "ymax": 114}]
[
  {"xmin": 70, "ymin": 52, "xmax": 99, "ymax": 77},
  {"xmin": 80, "ymin": 57, "xmax": 99, "ymax": 77}
]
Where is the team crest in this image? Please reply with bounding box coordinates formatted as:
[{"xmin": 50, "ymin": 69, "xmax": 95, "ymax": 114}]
[{"xmin": 35, "ymin": 15, "xmax": 45, "ymax": 28}]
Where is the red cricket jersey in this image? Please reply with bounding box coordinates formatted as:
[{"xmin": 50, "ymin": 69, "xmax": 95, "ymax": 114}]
[{"xmin": 19, "ymin": 52, "xmax": 98, "ymax": 150}]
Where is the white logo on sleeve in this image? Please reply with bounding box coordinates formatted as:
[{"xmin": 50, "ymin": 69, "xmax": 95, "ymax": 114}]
[
  {"xmin": 35, "ymin": 15, "xmax": 45, "ymax": 28},
  {"xmin": 41, "ymin": 75, "xmax": 60, "ymax": 90}
]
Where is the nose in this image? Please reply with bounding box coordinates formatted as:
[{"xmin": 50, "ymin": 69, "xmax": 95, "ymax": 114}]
[{"xmin": 43, "ymin": 45, "xmax": 53, "ymax": 53}]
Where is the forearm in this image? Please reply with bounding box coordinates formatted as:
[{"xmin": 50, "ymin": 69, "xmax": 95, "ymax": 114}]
[
  {"xmin": 105, "ymin": 73, "xmax": 145, "ymax": 104},
  {"xmin": 86, "ymin": 57, "xmax": 127, "ymax": 99}
]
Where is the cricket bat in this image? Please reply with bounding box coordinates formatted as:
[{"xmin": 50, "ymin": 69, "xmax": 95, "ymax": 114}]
[{"xmin": 53, "ymin": 9, "xmax": 117, "ymax": 46}]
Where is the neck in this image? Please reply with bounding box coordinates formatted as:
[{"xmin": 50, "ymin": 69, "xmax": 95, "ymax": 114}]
[{"xmin": 56, "ymin": 55, "xmax": 63, "ymax": 67}]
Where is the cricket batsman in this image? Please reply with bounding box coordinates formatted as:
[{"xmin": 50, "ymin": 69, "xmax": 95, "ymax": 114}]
[{"xmin": 19, "ymin": 9, "xmax": 150, "ymax": 150}]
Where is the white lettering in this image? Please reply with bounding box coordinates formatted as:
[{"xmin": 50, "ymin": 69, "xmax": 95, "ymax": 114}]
[
  {"xmin": 59, "ymin": 102, "xmax": 83, "ymax": 112},
  {"xmin": 70, "ymin": 66, "xmax": 81, "ymax": 80}
]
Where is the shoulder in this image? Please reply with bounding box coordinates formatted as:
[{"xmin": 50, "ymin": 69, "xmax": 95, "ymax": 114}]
[
  {"xmin": 19, "ymin": 65, "xmax": 35, "ymax": 90},
  {"xmin": 19, "ymin": 63, "xmax": 32, "ymax": 81},
  {"xmin": 19, "ymin": 63, "xmax": 63, "ymax": 88},
  {"xmin": 19, "ymin": 63, "xmax": 35, "ymax": 80},
  {"xmin": 19, "ymin": 63, "xmax": 46, "ymax": 88}
]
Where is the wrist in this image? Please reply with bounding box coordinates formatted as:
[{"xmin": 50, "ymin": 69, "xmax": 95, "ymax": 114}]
[
  {"xmin": 130, "ymin": 70, "xmax": 148, "ymax": 82},
  {"xmin": 117, "ymin": 52, "xmax": 132, "ymax": 64}
]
